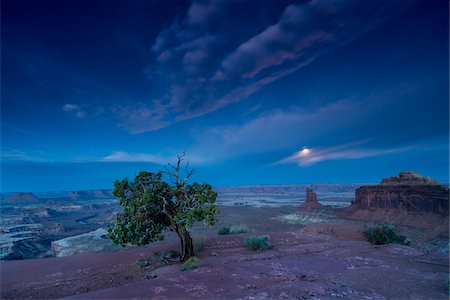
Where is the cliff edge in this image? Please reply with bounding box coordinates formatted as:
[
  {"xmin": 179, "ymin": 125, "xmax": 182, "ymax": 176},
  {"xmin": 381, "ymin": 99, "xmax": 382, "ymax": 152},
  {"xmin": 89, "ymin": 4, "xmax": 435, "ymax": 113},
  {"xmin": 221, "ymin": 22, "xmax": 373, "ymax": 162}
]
[{"xmin": 348, "ymin": 172, "xmax": 448, "ymax": 215}]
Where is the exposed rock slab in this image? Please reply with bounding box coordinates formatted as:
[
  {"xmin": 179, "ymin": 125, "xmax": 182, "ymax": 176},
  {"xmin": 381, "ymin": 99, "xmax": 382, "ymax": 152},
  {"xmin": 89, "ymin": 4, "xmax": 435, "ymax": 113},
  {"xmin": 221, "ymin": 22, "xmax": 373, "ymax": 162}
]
[{"xmin": 51, "ymin": 228, "xmax": 119, "ymax": 257}]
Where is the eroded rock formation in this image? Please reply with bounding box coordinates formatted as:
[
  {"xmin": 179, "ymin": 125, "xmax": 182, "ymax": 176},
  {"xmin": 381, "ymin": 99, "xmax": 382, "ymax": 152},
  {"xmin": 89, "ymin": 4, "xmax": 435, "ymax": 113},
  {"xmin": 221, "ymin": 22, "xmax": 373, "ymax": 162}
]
[
  {"xmin": 300, "ymin": 187, "xmax": 325, "ymax": 210},
  {"xmin": 349, "ymin": 172, "xmax": 449, "ymax": 215}
]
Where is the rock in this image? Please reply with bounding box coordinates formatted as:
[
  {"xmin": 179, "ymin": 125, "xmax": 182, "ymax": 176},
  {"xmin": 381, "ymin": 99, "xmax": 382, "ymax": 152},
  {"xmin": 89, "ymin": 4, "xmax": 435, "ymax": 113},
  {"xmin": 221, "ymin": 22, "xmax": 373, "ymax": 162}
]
[
  {"xmin": 67, "ymin": 190, "xmax": 114, "ymax": 200},
  {"xmin": 3, "ymin": 193, "xmax": 40, "ymax": 204},
  {"xmin": 210, "ymin": 252, "xmax": 219, "ymax": 256},
  {"xmin": 380, "ymin": 171, "xmax": 438, "ymax": 185},
  {"xmin": 0, "ymin": 224, "xmax": 44, "ymax": 259},
  {"xmin": 51, "ymin": 228, "xmax": 118, "ymax": 257},
  {"xmin": 300, "ymin": 188, "xmax": 325, "ymax": 210},
  {"xmin": 349, "ymin": 172, "xmax": 448, "ymax": 215},
  {"xmin": 44, "ymin": 223, "xmax": 65, "ymax": 234},
  {"xmin": 145, "ymin": 274, "xmax": 158, "ymax": 280}
]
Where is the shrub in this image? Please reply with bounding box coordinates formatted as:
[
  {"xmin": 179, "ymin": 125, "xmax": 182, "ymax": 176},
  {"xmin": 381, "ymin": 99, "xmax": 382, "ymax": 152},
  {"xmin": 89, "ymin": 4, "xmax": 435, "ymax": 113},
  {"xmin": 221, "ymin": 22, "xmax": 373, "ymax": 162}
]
[
  {"xmin": 230, "ymin": 224, "xmax": 250, "ymax": 234},
  {"xmin": 193, "ymin": 236, "xmax": 205, "ymax": 252},
  {"xmin": 363, "ymin": 223, "xmax": 410, "ymax": 246},
  {"xmin": 218, "ymin": 226, "xmax": 230, "ymax": 235},
  {"xmin": 244, "ymin": 235, "xmax": 271, "ymax": 251},
  {"xmin": 218, "ymin": 224, "xmax": 249, "ymax": 235},
  {"xmin": 181, "ymin": 256, "xmax": 200, "ymax": 271}
]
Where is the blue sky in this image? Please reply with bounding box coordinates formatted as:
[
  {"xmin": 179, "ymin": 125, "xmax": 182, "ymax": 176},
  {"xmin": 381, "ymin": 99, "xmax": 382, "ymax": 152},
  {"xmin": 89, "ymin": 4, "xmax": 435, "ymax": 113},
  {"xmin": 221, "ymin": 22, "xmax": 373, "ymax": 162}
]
[{"xmin": 1, "ymin": 0, "xmax": 449, "ymax": 192}]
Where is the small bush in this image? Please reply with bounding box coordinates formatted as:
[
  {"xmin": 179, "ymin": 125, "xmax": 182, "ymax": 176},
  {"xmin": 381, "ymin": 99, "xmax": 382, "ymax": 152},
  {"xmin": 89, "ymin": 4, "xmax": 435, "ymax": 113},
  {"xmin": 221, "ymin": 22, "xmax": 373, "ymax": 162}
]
[
  {"xmin": 218, "ymin": 224, "xmax": 249, "ymax": 235},
  {"xmin": 363, "ymin": 223, "xmax": 410, "ymax": 246},
  {"xmin": 230, "ymin": 224, "xmax": 250, "ymax": 234},
  {"xmin": 244, "ymin": 235, "xmax": 271, "ymax": 251},
  {"xmin": 193, "ymin": 236, "xmax": 205, "ymax": 252},
  {"xmin": 218, "ymin": 226, "xmax": 230, "ymax": 235},
  {"xmin": 181, "ymin": 256, "xmax": 200, "ymax": 271}
]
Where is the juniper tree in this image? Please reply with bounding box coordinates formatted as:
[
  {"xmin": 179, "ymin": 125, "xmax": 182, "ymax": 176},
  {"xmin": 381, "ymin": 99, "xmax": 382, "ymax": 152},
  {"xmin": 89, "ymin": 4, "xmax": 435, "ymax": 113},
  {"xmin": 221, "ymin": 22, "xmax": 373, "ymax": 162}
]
[{"xmin": 108, "ymin": 154, "xmax": 219, "ymax": 261}]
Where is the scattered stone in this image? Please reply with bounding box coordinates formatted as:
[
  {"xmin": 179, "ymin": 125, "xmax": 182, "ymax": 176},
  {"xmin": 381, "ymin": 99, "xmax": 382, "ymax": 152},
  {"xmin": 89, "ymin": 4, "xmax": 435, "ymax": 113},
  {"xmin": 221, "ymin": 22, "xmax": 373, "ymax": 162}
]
[
  {"xmin": 210, "ymin": 252, "xmax": 219, "ymax": 256},
  {"xmin": 145, "ymin": 274, "xmax": 158, "ymax": 280},
  {"xmin": 136, "ymin": 251, "xmax": 181, "ymax": 269}
]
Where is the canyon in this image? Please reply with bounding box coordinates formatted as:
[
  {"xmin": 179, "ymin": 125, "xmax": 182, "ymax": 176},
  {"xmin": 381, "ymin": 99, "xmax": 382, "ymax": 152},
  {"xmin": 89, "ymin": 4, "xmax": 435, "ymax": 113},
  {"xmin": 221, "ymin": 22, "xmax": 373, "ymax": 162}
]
[{"xmin": 0, "ymin": 172, "xmax": 448, "ymax": 299}]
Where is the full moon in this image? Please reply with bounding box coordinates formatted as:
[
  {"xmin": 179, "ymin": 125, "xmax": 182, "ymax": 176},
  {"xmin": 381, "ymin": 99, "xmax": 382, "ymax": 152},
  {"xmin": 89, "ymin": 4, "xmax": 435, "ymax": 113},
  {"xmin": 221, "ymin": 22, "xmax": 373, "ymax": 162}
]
[{"xmin": 300, "ymin": 148, "xmax": 310, "ymax": 156}]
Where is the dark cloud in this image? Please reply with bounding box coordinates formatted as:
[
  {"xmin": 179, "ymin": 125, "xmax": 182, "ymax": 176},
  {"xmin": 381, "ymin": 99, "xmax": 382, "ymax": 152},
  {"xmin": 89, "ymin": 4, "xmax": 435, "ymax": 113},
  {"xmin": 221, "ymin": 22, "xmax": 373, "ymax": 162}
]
[{"xmin": 130, "ymin": 0, "xmax": 417, "ymax": 133}]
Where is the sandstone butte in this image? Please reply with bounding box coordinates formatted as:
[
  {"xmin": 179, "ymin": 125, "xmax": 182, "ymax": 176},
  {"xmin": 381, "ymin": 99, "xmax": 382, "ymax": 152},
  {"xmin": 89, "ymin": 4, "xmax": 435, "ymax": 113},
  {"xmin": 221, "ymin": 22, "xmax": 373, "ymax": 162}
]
[
  {"xmin": 347, "ymin": 171, "xmax": 449, "ymax": 215},
  {"xmin": 3, "ymin": 192, "xmax": 40, "ymax": 203},
  {"xmin": 299, "ymin": 187, "xmax": 325, "ymax": 210}
]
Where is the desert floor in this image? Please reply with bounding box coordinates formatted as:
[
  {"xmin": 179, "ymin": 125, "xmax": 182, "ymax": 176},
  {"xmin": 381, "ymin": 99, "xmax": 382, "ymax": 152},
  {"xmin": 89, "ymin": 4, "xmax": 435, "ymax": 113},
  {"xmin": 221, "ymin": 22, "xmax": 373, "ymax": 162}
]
[{"xmin": 1, "ymin": 206, "xmax": 448, "ymax": 299}]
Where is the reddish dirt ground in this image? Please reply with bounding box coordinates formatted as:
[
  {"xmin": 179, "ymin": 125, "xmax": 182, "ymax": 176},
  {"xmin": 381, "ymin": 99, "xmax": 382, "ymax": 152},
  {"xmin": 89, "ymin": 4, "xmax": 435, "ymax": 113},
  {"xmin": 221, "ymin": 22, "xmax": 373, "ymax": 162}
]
[{"xmin": 1, "ymin": 226, "xmax": 448, "ymax": 300}]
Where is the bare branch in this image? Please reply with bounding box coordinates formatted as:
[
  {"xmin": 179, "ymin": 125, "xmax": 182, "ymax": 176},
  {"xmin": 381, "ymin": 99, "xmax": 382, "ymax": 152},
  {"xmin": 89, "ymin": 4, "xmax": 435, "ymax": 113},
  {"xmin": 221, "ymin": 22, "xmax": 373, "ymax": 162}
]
[
  {"xmin": 181, "ymin": 167, "xmax": 195, "ymax": 186},
  {"xmin": 164, "ymin": 152, "xmax": 194, "ymax": 189}
]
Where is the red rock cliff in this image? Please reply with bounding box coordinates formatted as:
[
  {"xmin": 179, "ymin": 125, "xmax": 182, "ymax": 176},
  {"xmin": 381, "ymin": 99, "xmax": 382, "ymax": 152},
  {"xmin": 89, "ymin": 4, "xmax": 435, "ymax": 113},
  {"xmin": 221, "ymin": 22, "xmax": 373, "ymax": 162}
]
[{"xmin": 350, "ymin": 172, "xmax": 449, "ymax": 215}]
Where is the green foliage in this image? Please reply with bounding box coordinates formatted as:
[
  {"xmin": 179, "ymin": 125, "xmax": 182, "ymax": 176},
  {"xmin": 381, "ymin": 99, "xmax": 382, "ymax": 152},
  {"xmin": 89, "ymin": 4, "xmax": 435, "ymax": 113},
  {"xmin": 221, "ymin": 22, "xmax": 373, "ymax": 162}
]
[
  {"xmin": 181, "ymin": 256, "xmax": 200, "ymax": 271},
  {"xmin": 217, "ymin": 226, "xmax": 230, "ymax": 235},
  {"xmin": 363, "ymin": 223, "xmax": 410, "ymax": 246},
  {"xmin": 244, "ymin": 235, "xmax": 271, "ymax": 251},
  {"xmin": 218, "ymin": 224, "xmax": 249, "ymax": 235},
  {"xmin": 193, "ymin": 236, "xmax": 205, "ymax": 252},
  {"xmin": 108, "ymin": 172, "xmax": 170, "ymax": 246},
  {"xmin": 107, "ymin": 164, "xmax": 219, "ymax": 251},
  {"xmin": 175, "ymin": 182, "xmax": 220, "ymax": 228}
]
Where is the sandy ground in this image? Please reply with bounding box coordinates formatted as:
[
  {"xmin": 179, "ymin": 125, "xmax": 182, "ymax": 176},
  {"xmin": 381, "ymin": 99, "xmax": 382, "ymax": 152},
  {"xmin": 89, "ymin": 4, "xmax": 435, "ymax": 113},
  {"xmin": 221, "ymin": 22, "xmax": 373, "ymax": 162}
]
[{"xmin": 1, "ymin": 224, "xmax": 448, "ymax": 300}]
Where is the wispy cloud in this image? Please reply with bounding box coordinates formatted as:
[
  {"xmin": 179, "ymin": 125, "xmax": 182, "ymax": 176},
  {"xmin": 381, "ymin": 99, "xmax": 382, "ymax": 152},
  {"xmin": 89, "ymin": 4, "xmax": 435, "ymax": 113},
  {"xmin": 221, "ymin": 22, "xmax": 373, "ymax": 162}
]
[
  {"xmin": 1, "ymin": 149, "xmax": 53, "ymax": 163},
  {"xmin": 274, "ymin": 143, "xmax": 413, "ymax": 166},
  {"xmin": 103, "ymin": 151, "xmax": 169, "ymax": 164},
  {"xmin": 116, "ymin": 0, "xmax": 417, "ymax": 133},
  {"xmin": 102, "ymin": 151, "xmax": 208, "ymax": 165},
  {"xmin": 62, "ymin": 103, "xmax": 86, "ymax": 119},
  {"xmin": 111, "ymin": 101, "xmax": 170, "ymax": 134},
  {"xmin": 186, "ymin": 85, "xmax": 424, "ymax": 163},
  {"xmin": 188, "ymin": 96, "xmax": 378, "ymax": 161}
]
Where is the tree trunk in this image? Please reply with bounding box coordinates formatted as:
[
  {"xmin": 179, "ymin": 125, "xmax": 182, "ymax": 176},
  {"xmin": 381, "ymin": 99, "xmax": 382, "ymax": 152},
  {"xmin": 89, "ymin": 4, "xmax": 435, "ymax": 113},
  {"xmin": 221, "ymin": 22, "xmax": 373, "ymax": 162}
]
[{"xmin": 176, "ymin": 225, "xmax": 195, "ymax": 261}]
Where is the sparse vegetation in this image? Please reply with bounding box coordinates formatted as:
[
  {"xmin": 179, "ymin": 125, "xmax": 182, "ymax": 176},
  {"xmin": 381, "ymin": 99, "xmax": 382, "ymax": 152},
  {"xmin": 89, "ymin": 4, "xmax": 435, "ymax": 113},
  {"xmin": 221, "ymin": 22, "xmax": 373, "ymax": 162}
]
[
  {"xmin": 193, "ymin": 236, "xmax": 205, "ymax": 252},
  {"xmin": 363, "ymin": 223, "xmax": 410, "ymax": 245},
  {"xmin": 244, "ymin": 235, "xmax": 271, "ymax": 251},
  {"xmin": 217, "ymin": 224, "xmax": 249, "ymax": 235},
  {"xmin": 218, "ymin": 226, "xmax": 230, "ymax": 235},
  {"xmin": 107, "ymin": 154, "xmax": 219, "ymax": 261},
  {"xmin": 181, "ymin": 256, "xmax": 200, "ymax": 271}
]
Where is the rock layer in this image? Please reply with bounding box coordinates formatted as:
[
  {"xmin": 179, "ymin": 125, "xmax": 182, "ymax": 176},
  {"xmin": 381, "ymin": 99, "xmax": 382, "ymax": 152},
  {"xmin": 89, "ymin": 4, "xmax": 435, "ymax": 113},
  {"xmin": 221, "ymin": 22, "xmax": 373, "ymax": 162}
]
[{"xmin": 350, "ymin": 172, "xmax": 449, "ymax": 215}]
